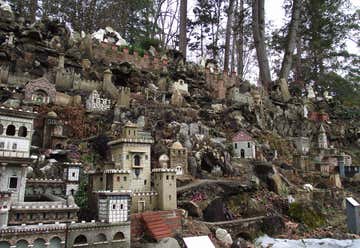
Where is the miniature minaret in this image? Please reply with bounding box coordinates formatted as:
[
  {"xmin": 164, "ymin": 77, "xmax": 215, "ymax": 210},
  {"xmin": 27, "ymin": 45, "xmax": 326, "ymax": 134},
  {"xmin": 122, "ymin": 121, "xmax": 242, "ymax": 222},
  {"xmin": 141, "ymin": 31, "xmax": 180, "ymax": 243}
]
[{"xmin": 318, "ymin": 124, "xmax": 328, "ymax": 149}]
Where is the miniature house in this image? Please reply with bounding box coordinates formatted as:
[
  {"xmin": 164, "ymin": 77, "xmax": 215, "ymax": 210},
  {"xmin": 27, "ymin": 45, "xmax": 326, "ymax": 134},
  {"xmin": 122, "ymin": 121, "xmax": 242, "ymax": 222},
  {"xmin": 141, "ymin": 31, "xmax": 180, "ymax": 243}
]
[
  {"xmin": 42, "ymin": 111, "xmax": 67, "ymax": 149},
  {"xmin": 86, "ymin": 90, "xmax": 111, "ymax": 112},
  {"xmin": 232, "ymin": 131, "xmax": 256, "ymax": 159}
]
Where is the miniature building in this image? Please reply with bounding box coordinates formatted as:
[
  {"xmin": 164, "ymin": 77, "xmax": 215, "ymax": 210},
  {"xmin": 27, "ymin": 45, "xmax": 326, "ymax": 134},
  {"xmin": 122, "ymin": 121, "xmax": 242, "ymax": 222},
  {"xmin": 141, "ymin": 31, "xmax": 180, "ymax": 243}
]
[
  {"xmin": 0, "ymin": 107, "xmax": 131, "ymax": 247},
  {"xmin": 318, "ymin": 124, "xmax": 328, "ymax": 149},
  {"xmin": 232, "ymin": 131, "xmax": 256, "ymax": 159},
  {"xmin": 42, "ymin": 111, "xmax": 67, "ymax": 149},
  {"xmin": 97, "ymin": 191, "xmax": 131, "ymax": 223},
  {"xmin": 0, "ymin": 107, "xmax": 36, "ymax": 203},
  {"xmin": 172, "ymin": 79, "xmax": 188, "ymax": 95},
  {"xmin": 169, "ymin": 141, "xmax": 188, "ymax": 175},
  {"xmin": 86, "ymin": 90, "xmax": 111, "ymax": 112},
  {"xmin": 152, "ymin": 168, "xmax": 177, "ymax": 210},
  {"xmin": 294, "ymin": 137, "xmax": 310, "ymax": 155},
  {"xmin": 63, "ymin": 162, "xmax": 81, "ymax": 196},
  {"xmin": 24, "ymin": 77, "xmax": 57, "ymax": 104},
  {"xmin": 89, "ymin": 121, "xmax": 177, "ymax": 214}
]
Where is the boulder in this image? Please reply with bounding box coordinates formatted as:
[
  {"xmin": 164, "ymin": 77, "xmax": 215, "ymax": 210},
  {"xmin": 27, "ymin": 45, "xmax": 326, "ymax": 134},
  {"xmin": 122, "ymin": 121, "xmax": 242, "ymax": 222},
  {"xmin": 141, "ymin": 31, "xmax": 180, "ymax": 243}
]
[{"xmin": 179, "ymin": 201, "xmax": 203, "ymax": 218}]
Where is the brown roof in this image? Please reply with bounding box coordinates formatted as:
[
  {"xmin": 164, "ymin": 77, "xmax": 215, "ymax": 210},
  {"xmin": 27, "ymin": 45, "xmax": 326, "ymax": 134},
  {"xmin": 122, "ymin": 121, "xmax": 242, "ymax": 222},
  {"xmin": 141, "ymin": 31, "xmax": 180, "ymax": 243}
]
[{"xmin": 232, "ymin": 131, "xmax": 253, "ymax": 142}]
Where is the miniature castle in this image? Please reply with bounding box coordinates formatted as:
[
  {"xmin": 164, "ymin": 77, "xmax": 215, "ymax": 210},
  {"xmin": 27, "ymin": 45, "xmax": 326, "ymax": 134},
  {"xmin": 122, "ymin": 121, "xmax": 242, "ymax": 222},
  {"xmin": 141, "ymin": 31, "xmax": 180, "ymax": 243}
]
[
  {"xmin": 0, "ymin": 107, "xmax": 131, "ymax": 247},
  {"xmin": 89, "ymin": 121, "xmax": 177, "ymax": 213}
]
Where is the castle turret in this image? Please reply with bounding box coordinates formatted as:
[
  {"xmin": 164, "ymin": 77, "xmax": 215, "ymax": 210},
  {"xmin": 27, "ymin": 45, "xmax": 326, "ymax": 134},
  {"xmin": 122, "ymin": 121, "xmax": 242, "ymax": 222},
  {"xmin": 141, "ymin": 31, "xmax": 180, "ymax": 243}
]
[
  {"xmin": 318, "ymin": 124, "xmax": 328, "ymax": 149},
  {"xmin": 169, "ymin": 141, "xmax": 188, "ymax": 175},
  {"xmin": 152, "ymin": 168, "xmax": 177, "ymax": 211},
  {"xmin": 63, "ymin": 162, "xmax": 81, "ymax": 196}
]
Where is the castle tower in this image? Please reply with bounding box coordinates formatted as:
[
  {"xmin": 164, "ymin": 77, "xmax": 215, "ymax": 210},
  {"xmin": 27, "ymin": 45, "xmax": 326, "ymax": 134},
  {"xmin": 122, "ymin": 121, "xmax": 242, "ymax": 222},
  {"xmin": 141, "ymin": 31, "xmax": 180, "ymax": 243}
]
[
  {"xmin": 103, "ymin": 68, "xmax": 112, "ymax": 88},
  {"xmin": 318, "ymin": 124, "xmax": 328, "ymax": 149},
  {"xmin": 58, "ymin": 53, "xmax": 65, "ymax": 69},
  {"xmin": 152, "ymin": 168, "xmax": 177, "ymax": 211},
  {"xmin": 169, "ymin": 141, "xmax": 188, "ymax": 175},
  {"xmin": 63, "ymin": 162, "xmax": 81, "ymax": 196},
  {"xmin": 42, "ymin": 111, "xmax": 66, "ymax": 149}
]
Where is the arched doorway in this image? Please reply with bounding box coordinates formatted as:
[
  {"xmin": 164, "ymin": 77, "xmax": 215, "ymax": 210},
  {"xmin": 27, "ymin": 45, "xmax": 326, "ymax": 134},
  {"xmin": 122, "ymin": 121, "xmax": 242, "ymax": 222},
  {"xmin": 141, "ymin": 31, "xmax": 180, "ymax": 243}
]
[
  {"xmin": 15, "ymin": 240, "xmax": 29, "ymax": 248},
  {"xmin": 0, "ymin": 241, "xmax": 10, "ymax": 248},
  {"xmin": 113, "ymin": 232, "xmax": 125, "ymax": 241},
  {"xmin": 74, "ymin": 235, "xmax": 87, "ymax": 245},
  {"xmin": 240, "ymin": 149, "xmax": 245, "ymax": 158},
  {"xmin": 49, "ymin": 237, "xmax": 61, "ymax": 248},
  {"xmin": 32, "ymin": 90, "xmax": 49, "ymax": 104},
  {"xmin": 95, "ymin": 233, "xmax": 107, "ymax": 242},
  {"xmin": 33, "ymin": 239, "xmax": 46, "ymax": 248}
]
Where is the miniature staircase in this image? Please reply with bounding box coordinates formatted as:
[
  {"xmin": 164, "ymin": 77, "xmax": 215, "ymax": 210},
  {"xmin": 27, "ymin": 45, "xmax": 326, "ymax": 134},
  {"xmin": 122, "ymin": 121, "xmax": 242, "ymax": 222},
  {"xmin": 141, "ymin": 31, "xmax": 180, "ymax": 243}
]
[{"xmin": 142, "ymin": 212, "xmax": 172, "ymax": 241}]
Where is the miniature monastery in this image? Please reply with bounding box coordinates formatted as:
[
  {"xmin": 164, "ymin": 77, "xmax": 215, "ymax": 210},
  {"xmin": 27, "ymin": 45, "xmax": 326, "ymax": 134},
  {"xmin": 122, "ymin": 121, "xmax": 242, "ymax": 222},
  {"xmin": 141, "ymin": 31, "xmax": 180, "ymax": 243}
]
[
  {"xmin": 0, "ymin": 107, "xmax": 131, "ymax": 248},
  {"xmin": 89, "ymin": 121, "xmax": 177, "ymax": 213}
]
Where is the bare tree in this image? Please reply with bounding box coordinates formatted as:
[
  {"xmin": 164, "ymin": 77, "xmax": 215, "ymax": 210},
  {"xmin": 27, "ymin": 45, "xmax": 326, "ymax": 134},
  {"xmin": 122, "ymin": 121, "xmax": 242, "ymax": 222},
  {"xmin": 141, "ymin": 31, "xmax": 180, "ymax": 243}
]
[
  {"xmin": 236, "ymin": 0, "xmax": 244, "ymax": 79},
  {"xmin": 279, "ymin": 0, "xmax": 301, "ymax": 81},
  {"xmin": 179, "ymin": 0, "xmax": 187, "ymax": 59},
  {"xmin": 252, "ymin": 0, "xmax": 271, "ymax": 87}
]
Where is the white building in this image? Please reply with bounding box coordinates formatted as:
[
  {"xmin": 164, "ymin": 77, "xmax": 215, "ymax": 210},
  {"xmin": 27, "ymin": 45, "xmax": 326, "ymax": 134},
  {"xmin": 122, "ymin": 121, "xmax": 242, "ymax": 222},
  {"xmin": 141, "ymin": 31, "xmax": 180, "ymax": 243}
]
[
  {"xmin": 318, "ymin": 124, "xmax": 328, "ymax": 149},
  {"xmin": 86, "ymin": 90, "xmax": 111, "ymax": 112},
  {"xmin": 232, "ymin": 131, "xmax": 256, "ymax": 159}
]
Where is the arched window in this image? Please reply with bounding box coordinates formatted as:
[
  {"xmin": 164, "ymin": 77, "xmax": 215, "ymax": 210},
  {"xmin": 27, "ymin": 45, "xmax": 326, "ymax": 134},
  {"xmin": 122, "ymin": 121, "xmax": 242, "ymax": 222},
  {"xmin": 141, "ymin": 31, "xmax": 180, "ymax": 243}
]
[
  {"xmin": 113, "ymin": 232, "xmax": 125, "ymax": 240},
  {"xmin": 12, "ymin": 143, "xmax": 17, "ymax": 150},
  {"xmin": 0, "ymin": 241, "xmax": 10, "ymax": 248},
  {"xmin": 6, "ymin": 125, "xmax": 15, "ymax": 136},
  {"xmin": 95, "ymin": 233, "xmax": 107, "ymax": 242},
  {"xmin": 74, "ymin": 235, "xmax": 87, "ymax": 245},
  {"xmin": 33, "ymin": 239, "xmax": 46, "ymax": 248},
  {"xmin": 0, "ymin": 142, "xmax": 4, "ymax": 149},
  {"xmin": 18, "ymin": 126, "xmax": 27, "ymax": 137},
  {"xmin": 49, "ymin": 237, "xmax": 61, "ymax": 248},
  {"xmin": 32, "ymin": 90, "xmax": 48, "ymax": 104},
  {"xmin": 134, "ymin": 155, "xmax": 141, "ymax": 166},
  {"xmin": 15, "ymin": 240, "xmax": 29, "ymax": 248},
  {"xmin": 0, "ymin": 124, "xmax": 3, "ymax": 135}
]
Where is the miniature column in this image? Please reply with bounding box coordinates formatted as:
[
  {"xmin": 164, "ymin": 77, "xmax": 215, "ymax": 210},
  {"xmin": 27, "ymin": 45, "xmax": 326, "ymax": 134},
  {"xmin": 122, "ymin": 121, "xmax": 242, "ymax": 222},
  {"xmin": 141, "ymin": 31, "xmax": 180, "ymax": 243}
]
[{"xmin": 346, "ymin": 197, "xmax": 360, "ymax": 234}]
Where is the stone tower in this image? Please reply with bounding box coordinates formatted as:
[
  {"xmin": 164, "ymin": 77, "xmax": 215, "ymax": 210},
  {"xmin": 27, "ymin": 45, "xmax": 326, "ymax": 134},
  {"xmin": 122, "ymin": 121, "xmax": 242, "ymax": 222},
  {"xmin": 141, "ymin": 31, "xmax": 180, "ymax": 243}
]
[
  {"xmin": 169, "ymin": 141, "xmax": 188, "ymax": 175},
  {"xmin": 63, "ymin": 162, "xmax": 81, "ymax": 196},
  {"xmin": 97, "ymin": 191, "xmax": 131, "ymax": 223},
  {"xmin": 318, "ymin": 124, "xmax": 328, "ymax": 149},
  {"xmin": 152, "ymin": 168, "xmax": 177, "ymax": 211}
]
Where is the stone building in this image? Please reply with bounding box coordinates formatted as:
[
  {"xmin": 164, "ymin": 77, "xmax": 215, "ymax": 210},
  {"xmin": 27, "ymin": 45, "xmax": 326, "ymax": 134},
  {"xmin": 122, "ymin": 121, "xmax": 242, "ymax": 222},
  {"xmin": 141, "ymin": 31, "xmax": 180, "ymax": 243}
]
[
  {"xmin": 232, "ymin": 131, "xmax": 256, "ymax": 159},
  {"xmin": 172, "ymin": 79, "xmax": 188, "ymax": 96},
  {"xmin": 89, "ymin": 121, "xmax": 177, "ymax": 213},
  {"xmin": 24, "ymin": 77, "xmax": 57, "ymax": 105},
  {"xmin": 42, "ymin": 111, "xmax": 67, "ymax": 149},
  {"xmin": 86, "ymin": 90, "xmax": 112, "ymax": 112},
  {"xmin": 169, "ymin": 141, "xmax": 188, "ymax": 175}
]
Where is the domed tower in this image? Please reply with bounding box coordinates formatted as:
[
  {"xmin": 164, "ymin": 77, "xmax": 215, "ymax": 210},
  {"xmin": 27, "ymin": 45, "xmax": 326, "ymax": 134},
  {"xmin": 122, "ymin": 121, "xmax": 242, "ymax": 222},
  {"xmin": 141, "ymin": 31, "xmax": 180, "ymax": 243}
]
[
  {"xmin": 158, "ymin": 154, "xmax": 169, "ymax": 168},
  {"xmin": 318, "ymin": 124, "xmax": 328, "ymax": 149},
  {"xmin": 169, "ymin": 141, "xmax": 188, "ymax": 175}
]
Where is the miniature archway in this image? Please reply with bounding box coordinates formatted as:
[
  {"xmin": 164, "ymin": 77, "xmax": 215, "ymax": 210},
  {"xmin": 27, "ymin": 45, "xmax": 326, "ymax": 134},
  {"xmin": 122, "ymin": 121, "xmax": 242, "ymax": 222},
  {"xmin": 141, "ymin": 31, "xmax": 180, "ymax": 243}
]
[
  {"xmin": 240, "ymin": 149, "xmax": 245, "ymax": 158},
  {"xmin": 95, "ymin": 233, "xmax": 107, "ymax": 242},
  {"xmin": 33, "ymin": 238, "xmax": 46, "ymax": 248},
  {"xmin": 18, "ymin": 126, "xmax": 27, "ymax": 137},
  {"xmin": 15, "ymin": 240, "xmax": 29, "ymax": 248},
  {"xmin": 113, "ymin": 232, "xmax": 125, "ymax": 240},
  {"xmin": 74, "ymin": 235, "xmax": 87, "ymax": 245},
  {"xmin": 0, "ymin": 241, "xmax": 10, "ymax": 248},
  {"xmin": 6, "ymin": 125, "xmax": 15, "ymax": 136},
  {"xmin": 49, "ymin": 237, "xmax": 61, "ymax": 248},
  {"xmin": 32, "ymin": 90, "xmax": 49, "ymax": 104}
]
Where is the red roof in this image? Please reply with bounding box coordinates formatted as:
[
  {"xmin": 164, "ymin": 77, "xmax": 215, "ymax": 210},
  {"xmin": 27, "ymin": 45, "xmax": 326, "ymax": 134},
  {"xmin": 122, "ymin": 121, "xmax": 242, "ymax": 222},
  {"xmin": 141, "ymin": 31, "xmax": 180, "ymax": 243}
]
[{"xmin": 232, "ymin": 131, "xmax": 253, "ymax": 142}]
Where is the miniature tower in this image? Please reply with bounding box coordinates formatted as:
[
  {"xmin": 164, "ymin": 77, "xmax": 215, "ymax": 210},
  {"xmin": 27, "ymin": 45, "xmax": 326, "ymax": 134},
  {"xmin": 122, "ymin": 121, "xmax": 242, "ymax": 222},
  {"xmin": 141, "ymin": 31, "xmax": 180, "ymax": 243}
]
[
  {"xmin": 318, "ymin": 124, "xmax": 328, "ymax": 149},
  {"xmin": 63, "ymin": 162, "xmax": 81, "ymax": 196},
  {"xmin": 97, "ymin": 191, "xmax": 131, "ymax": 223},
  {"xmin": 43, "ymin": 111, "xmax": 66, "ymax": 149},
  {"xmin": 152, "ymin": 168, "xmax": 177, "ymax": 211},
  {"xmin": 169, "ymin": 141, "xmax": 188, "ymax": 175}
]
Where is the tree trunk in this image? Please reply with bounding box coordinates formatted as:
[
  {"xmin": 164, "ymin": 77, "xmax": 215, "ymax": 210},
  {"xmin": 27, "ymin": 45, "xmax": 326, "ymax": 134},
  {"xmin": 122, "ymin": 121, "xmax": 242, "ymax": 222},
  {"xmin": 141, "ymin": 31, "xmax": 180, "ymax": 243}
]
[
  {"xmin": 224, "ymin": 0, "xmax": 235, "ymax": 71},
  {"xmin": 252, "ymin": 0, "xmax": 272, "ymax": 87},
  {"xmin": 179, "ymin": 0, "xmax": 188, "ymax": 59},
  {"xmin": 29, "ymin": 0, "xmax": 38, "ymax": 22},
  {"xmin": 279, "ymin": 0, "xmax": 301, "ymax": 81},
  {"xmin": 237, "ymin": 0, "xmax": 244, "ymax": 79}
]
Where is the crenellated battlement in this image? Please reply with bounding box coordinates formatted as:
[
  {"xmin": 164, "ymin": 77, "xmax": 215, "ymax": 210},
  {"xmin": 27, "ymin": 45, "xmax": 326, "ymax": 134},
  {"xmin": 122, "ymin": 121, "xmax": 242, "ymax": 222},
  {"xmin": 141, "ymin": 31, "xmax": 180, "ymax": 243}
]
[{"xmin": 204, "ymin": 67, "xmax": 239, "ymax": 100}]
